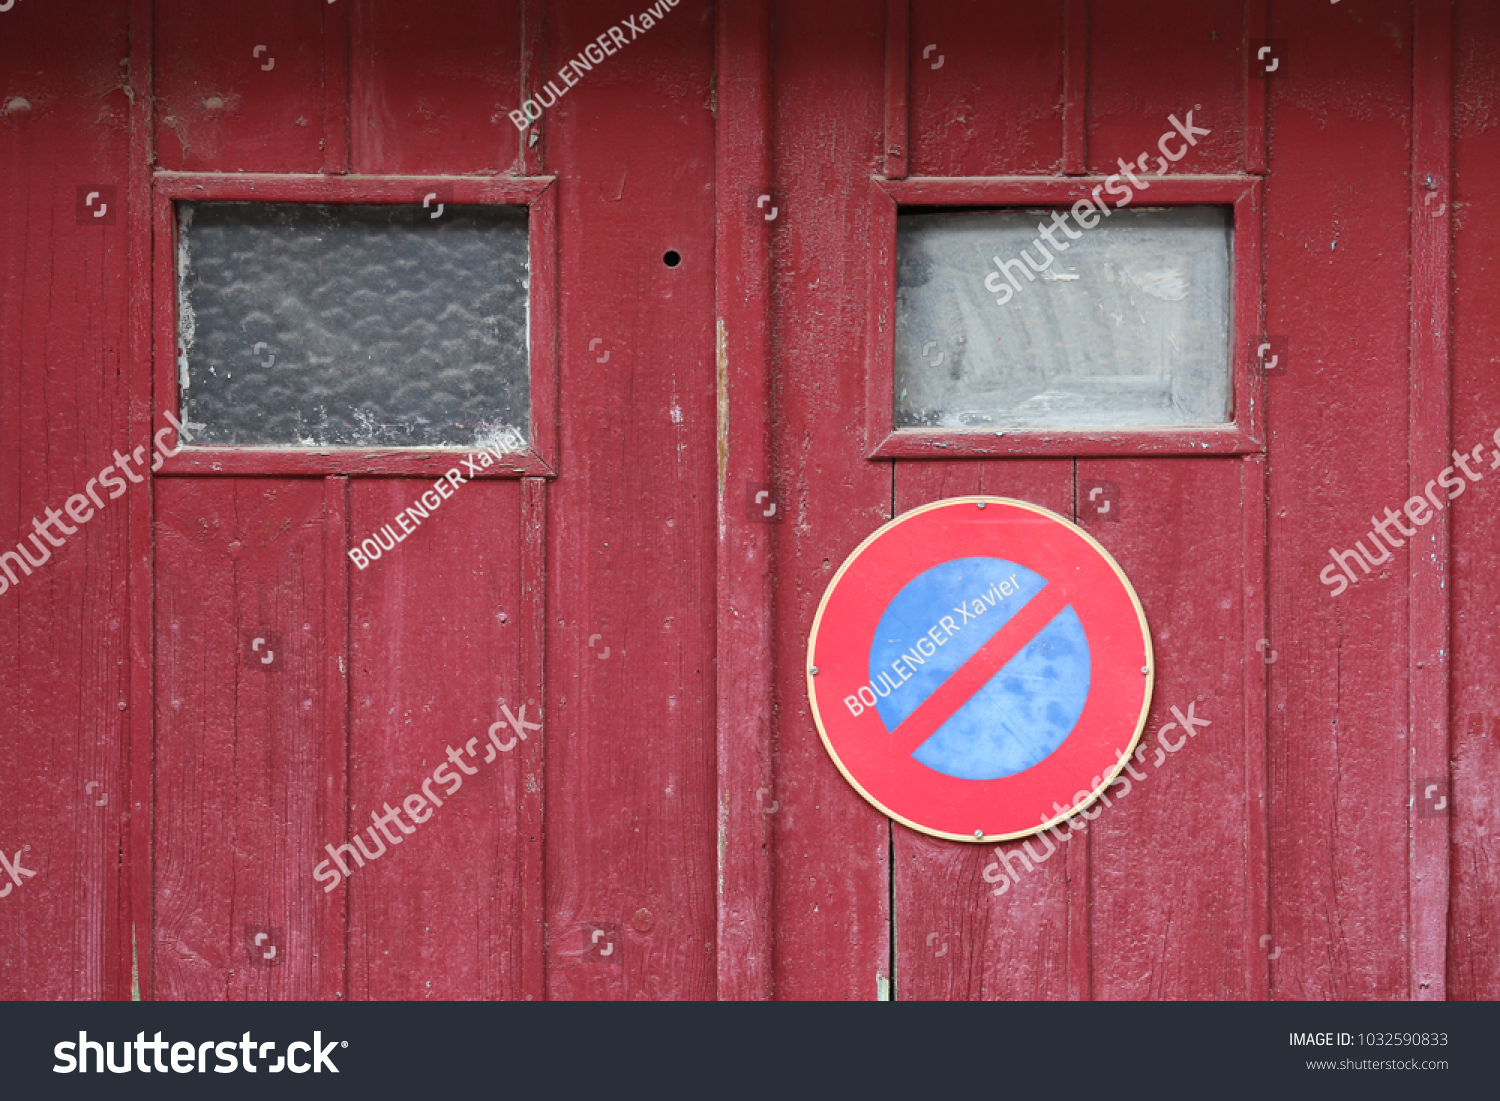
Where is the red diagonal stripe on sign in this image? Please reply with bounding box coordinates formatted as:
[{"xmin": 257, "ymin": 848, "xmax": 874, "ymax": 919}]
[{"xmin": 891, "ymin": 584, "xmax": 1071, "ymax": 758}]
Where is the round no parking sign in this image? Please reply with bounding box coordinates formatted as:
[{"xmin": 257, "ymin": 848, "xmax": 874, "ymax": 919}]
[{"xmin": 807, "ymin": 497, "xmax": 1153, "ymax": 842}]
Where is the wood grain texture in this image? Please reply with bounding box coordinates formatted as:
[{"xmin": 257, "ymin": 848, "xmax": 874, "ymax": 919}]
[
  {"xmin": 908, "ymin": 0, "xmax": 1065, "ymax": 177},
  {"xmin": 153, "ymin": 0, "xmax": 328, "ymax": 173},
  {"xmin": 126, "ymin": 0, "xmax": 158, "ymax": 1003},
  {"xmin": 1083, "ymin": 457, "xmax": 1253, "ymax": 999},
  {"xmin": 519, "ymin": 0, "xmax": 545, "ymax": 176},
  {"xmin": 323, "ymin": 0, "xmax": 350, "ymax": 174},
  {"xmin": 1447, "ymin": 0, "xmax": 1500, "ymax": 1003},
  {"xmin": 771, "ymin": 0, "xmax": 893, "ymax": 1001},
  {"xmin": 1407, "ymin": 0, "xmax": 1453, "ymax": 1002},
  {"xmin": 346, "ymin": 478, "xmax": 530, "ymax": 1000},
  {"xmin": 1242, "ymin": 453, "xmax": 1271, "ymax": 1001},
  {"xmin": 1244, "ymin": 0, "xmax": 1267, "ymax": 175},
  {"xmin": 0, "ymin": 0, "xmax": 133, "ymax": 1000},
  {"xmin": 153, "ymin": 479, "xmax": 333, "ymax": 999},
  {"xmin": 348, "ymin": 0, "xmax": 524, "ymax": 176},
  {"xmin": 518, "ymin": 476, "xmax": 548, "ymax": 1000},
  {"xmin": 1265, "ymin": 0, "xmax": 1414, "ymax": 1000},
  {"xmin": 541, "ymin": 0, "xmax": 719, "ymax": 1001},
  {"xmin": 714, "ymin": 0, "xmax": 777, "ymax": 1000},
  {"xmin": 1087, "ymin": 0, "xmax": 1244, "ymax": 177},
  {"xmin": 319, "ymin": 476, "xmax": 349, "ymax": 999},
  {"xmin": 1063, "ymin": 0, "xmax": 1088, "ymax": 175},
  {"xmin": 882, "ymin": 0, "xmax": 908, "ymax": 179}
]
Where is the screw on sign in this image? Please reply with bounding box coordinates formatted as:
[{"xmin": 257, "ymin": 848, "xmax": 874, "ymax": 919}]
[{"xmin": 806, "ymin": 498, "xmax": 1152, "ymax": 841}]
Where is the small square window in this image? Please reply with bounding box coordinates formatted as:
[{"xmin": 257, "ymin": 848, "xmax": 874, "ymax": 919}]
[
  {"xmin": 176, "ymin": 201, "xmax": 529, "ymax": 449},
  {"xmin": 894, "ymin": 205, "xmax": 1232, "ymax": 432}
]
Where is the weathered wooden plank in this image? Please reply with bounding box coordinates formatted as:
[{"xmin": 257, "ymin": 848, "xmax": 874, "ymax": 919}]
[
  {"xmin": 1063, "ymin": 0, "xmax": 1088, "ymax": 175},
  {"xmin": 1447, "ymin": 0, "xmax": 1500, "ymax": 1003},
  {"xmin": 1084, "ymin": 457, "xmax": 1252, "ymax": 999},
  {"xmin": 882, "ymin": 0, "xmax": 909, "ymax": 179},
  {"xmin": 542, "ymin": 0, "xmax": 719, "ymax": 1001},
  {"xmin": 771, "ymin": 0, "xmax": 893, "ymax": 1001},
  {"xmin": 322, "ymin": 0, "xmax": 349, "ymax": 174},
  {"xmin": 126, "ymin": 0, "xmax": 158, "ymax": 1003},
  {"xmin": 349, "ymin": 0, "xmax": 523, "ymax": 176},
  {"xmin": 909, "ymin": 0, "xmax": 1065, "ymax": 176},
  {"xmin": 518, "ymin": 476, "xmax": 548, "ymax": 1001},
  {"xmin": 153, "ymin": 0, "xmax": 328, "ymax": 172},
  {"xmin": 1087, "ymin": 0, "xmax": 1243, "ymax": 176},
  {"xmin": 1242, "ymin": 453, "xmax": 1271, "ymax": 1001},
  {"xmin": 1408, "ymin": 0, "xmax": 1453, "ymax": 1002},
  {"xmin": 319, "ymin": 476, "xmax": 349, "ymax": 1000},
  {"xmin": 519, "ymin": 0, "xmax": 545, "ymax": 176},
  {"xmin": 345, "ymin": 478, "xmax": 530, "ymax": 1000},
  {"xmin": 714, "ymin": 0, "xmax": 776, "ymax": 1000},
  {"xmin": 1244, "ymin": 0, "xmax": 1268, "ymax": 174},
  {"xmin": 1266, "ymin": 0, "xmax": 1414, "ymax": 1000},
  {"xmin": 0, "ymin": 0, "xmax": 133, "ymax": 1001},
  {"xmin": 153, "ymin": 478, "xmax": 331, "ymax": 999}
]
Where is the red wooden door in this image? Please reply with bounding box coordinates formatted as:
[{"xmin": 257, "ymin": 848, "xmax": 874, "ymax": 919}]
[
  {"xmin": 132, "ymin": 0, "xmax": 719, "ymax": 1000},
  {"xmin": 4, "ymin": 0, "xmax": 1500, "ymax": 1003},
  {"xmin": 762, "ymin": 0, "xmax": 1491, "ymax": 1002}
]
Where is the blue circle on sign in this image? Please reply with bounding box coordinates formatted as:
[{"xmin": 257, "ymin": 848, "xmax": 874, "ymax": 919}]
[{"xmin": 869, "ymin": 557, "xmax": 1091, "ymax": 781}]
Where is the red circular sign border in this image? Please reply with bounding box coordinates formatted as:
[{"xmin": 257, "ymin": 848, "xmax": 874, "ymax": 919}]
[{"xmin": 806, "ymin": 496, "xmax": 1154, "ymax": 844}]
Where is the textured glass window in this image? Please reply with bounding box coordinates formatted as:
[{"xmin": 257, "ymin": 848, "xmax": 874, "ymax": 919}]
[
  {"xmin": 177, "ymin": 202, "xmax": 529, "ymax": 449},
  {"xmin": 895, "ymin": 205, "xmax": 1232, "ymax": 431}
]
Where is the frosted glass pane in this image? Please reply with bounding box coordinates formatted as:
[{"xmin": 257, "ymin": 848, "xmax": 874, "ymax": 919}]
[
  {"xmin": 895, "ymin": 205, "xmax": 1232, "ymax": 431},
  {"xmin": 177, "ymin": 202, "xmax": 529, "ymax": 449}
]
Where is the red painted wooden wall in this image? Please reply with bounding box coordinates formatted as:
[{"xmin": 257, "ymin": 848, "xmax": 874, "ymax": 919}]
[{"xmin": 0, "ymin": 0, "xmax": 1495, "ymax": 1001}]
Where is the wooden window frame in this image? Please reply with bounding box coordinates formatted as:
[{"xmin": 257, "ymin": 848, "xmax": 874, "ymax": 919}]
[
  {"xmin": 150, "ymin": 172, "xmax": 559, "ymax": 478},
  {"xmin": 865, "ymin": 175, "xmax": 1265, "ymax": 459}
]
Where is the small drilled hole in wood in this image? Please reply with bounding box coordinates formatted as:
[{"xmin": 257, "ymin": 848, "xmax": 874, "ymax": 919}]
[{"xmin": 663, "ymin": 250, "xmax": 682, "ymax": 267}]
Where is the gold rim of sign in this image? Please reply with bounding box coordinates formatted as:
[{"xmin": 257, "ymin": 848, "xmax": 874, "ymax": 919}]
[{"xmin": 805, "ymin": 496, "xmax": 1155, "ymax": 843}]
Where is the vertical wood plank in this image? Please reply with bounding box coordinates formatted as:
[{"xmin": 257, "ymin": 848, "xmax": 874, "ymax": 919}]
[
  {"xmin": 320, "ymin": 475, "xmax": 349, "ymax": 999},
  {"xmin": 1086, "ymin": 0, "xmax": 1243, "ymax": 176},
  {"xmin": 519, "ymin": 476, "xmax": 548, "ymax": 1000},
  {"xmin": 1242, "ymin": 454, "xmax": 1271, "ymax": 1001},
  {"xmin": 771, "ymin": 0, "xmax": 892, "ymax": 1001},
  {"xmin": 345, "ymin": 479, "xmax": 529, "ymax": 1000},
  {"xmin": 1083, "ymin": 458, "xmax": 1252, "ymax": 999},
  {"xmin": 543, "ymin": 0, "xmax": 719, "ymax": 1001},
  {"xmin": 127, "ymin": 0, "xmax": 156, "ymax": 1003},
  {"xmin": 714, "ymin": 0, "xmax": 776, "ymax": 1001},
  {"xmin": 153, "ymin": 0, "xmax": 328, "ymax": 173},
  {"xmin": 153, "ymin": 479, "xmax": 333, "ymax": 999},
  {"xmin": 348, "ymin": 0, "xmax": 523, "ymax": 176},
  {"xmin": 1447, "ymin": 0, "xmax": 1500, "ymax": 1002},
  {"xmin": 1244, "ymin": 0, "xmax": 1268, "ymax": 174},
  {"xmin": 322, "ymin": 0, "xmax": 349, "ymax": 174},
  {"xmin": 909, "ymin": 0, "xmax": 1066, "ymax": 177},
  {"xmin": 1265, "ymin": 0, "xmax": 1413, "ymax": 1000},
  {"xmin": 1063, "ymin": 0, "xmax": 1088, "ymax": 175},
  {"xmin": 1407, "ymin": 0, "xmax": 1453, "ymax": 1002},
  {"xmin": 519, "ymin": 0, "xmax": 545, "ymax": 176},
  {"xmin": 0, "ymin": 0, "xmax": 133, "ymax": 1002},
  {"xmin": 883, "ymin": 0, "xmax": 909, "ymax": 179}
]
